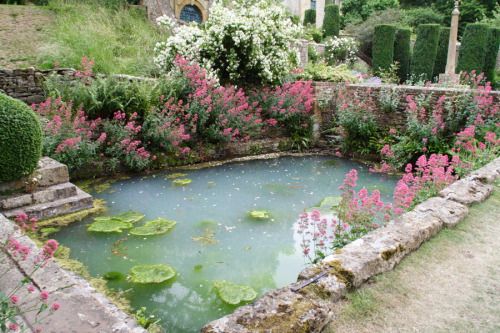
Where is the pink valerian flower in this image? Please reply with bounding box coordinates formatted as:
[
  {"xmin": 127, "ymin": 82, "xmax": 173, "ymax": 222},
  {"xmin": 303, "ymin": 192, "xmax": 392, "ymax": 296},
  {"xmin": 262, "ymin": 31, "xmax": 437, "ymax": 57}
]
[
  {"xmin": 74, "ymin": 56, "xmax": 94, "ymax": 82},
  {"xmin": 27, "ymin": 285, "xmax": 36, "ymax": 293},
  {"xmin": 8, "ymin": 323, "xmax": 19, "ymax": 331},
  {"xmin": 389, "ymin": 128, "xmax": 397, "ymax": 135},
  {"xmin": 485, "ymin": 131, "xmax": 499, "ymax": 145},
  {"xmin": 55, "ymin": 137, "xmax": 82, "ymax": 153},
  {"xmin": 380, "ymin": 144, "xmax": 394, "ymax": 158},
  {"xmin": 97, "ymin": 132, "xmax": 107, "ymax": 143},
  {"xmin": 51, "ymin": 303, "xmax": 61, "ymax": 311},
  {"xmin": 40, "ymin": 291, "xmax": 49, "ymax": 301},
  {"xmin": 7, "ymin": 237, "xmax": 31, "ymax": 261},
  {"xmin": 113, "ymin": 111, "xmax": 127, "ymax": 120},
  {"xmin": 10, "ymin": 295, "xmax": 19, "ymax": 304},
  {"xmin": 369, "ymin": 161, "xmax": 393, "ymax": 174}
]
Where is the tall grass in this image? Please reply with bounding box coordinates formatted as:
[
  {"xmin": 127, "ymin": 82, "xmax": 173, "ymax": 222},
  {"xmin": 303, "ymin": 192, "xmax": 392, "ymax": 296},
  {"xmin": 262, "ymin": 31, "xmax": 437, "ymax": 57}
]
[{"xmin": 37, "ymin": 0, "xmax": 163, "ymax": 76}]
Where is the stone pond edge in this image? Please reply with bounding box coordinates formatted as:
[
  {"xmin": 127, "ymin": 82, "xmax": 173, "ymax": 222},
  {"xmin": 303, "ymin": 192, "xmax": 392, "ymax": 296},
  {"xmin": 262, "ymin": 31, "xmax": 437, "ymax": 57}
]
[{"xmin": 200, "ymin": 157, "xmax": 500, "ymax": 333}]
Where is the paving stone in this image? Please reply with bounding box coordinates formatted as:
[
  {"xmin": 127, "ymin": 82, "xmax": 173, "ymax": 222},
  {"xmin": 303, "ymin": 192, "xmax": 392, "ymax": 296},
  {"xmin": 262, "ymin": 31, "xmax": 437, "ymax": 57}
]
[{"xmin": 469, "ymin": 158, "xmax": 500, "ymax": 184}]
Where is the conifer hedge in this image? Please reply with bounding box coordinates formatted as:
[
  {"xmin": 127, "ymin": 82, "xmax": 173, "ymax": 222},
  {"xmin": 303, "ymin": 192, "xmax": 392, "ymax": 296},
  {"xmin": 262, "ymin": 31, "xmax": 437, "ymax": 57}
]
[
  {"xmin": 303, "ymin": 9, "xmax": 316, "ymax": 26},
  {"xmin": 484, "ymin": 27, "xmax": 500, "ymax": 84},
  {"xmin": 394, "ymin": 28, "xmax": 412, "ymax": 83},
  {"xmin": 323, "ymin": 4, "xmax": 340, "ymax": 38},
  {"xmin": 457, "ymin": 23, "xmax": 491, "ymax": 74},
  {"xmin": 372, "ymin": 24, "xmax": 397, "ymax": 76},
  {"xmin": 433, "ymin": 27, "xmax": 450, "ymax": 78},
  {"xmin": 411, "ymin": 24, "xmax": 440, "ymax": 81}
]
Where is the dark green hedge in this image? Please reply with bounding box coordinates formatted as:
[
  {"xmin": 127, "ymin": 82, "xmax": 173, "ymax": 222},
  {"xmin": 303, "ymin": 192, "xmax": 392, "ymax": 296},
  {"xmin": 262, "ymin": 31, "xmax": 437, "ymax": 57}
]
[
  {"xmin": 394, "ymin": 28, "xmax": 412, "ymax": 83},
  {"xmin": 303, "ymin": 9, "xmax": 316, "ymax": 26},
  {"xmin": 411, "ymin": 24, "xmax": 441, "ymax": 81},
  {"xmin": 433, "ymin": 27, "xmax": 450, "ymax": 78},
  {"xmin": 323, "ymin": 4, "xmax": 340, "ymax": 38},
  {"xmin": 0, "ymin": 93, "xmax": 43, "ymax": 182},
  {"xmin": 372, "ymin": 24, "xmax": 397, "ymax": 76},
  {"xmin": 457, "ymin": 23, "xmax": 491, "ymax": 74},
  {"xmin": 484, "ymin": 27, "xmax": 500, "ymax": 84}
]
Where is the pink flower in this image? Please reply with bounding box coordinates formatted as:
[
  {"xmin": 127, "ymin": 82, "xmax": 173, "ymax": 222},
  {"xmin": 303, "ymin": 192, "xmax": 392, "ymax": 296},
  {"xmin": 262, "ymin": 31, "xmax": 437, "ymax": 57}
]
[
  {"xmin": 27, "ymin": 285, "xmax": 36, "ymax": 293},
  {"xmin": 51, "ymin": 303, "xmax": 60, "ymax": 311},
  {"xmin": 10, "ymin": 295, "xmax": 19, "ymax": 304},
  {"xmin": 97, "ymin": 132, "xmax": 107, "ymax": 143},
  {"xmin": 40, "ymin": 291, "xmax": 49, "ymax": 301},
  {"xmin": 8, "ymin": 323, "xmax": 19, "ymax": 331}
]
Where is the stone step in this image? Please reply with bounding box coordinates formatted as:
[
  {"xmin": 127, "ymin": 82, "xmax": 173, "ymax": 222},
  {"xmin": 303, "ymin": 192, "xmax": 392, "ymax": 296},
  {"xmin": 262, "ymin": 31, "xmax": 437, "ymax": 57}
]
[
  {"xmin": 3, "ymin": 189, "xmax": 93, "ymax": 221},
  {"xmin": 0, "ymin": 157, "xmax": 70, "ymax": 193},
  {"xmin": 0, "ymin": 183, "xmax": 78, "ymax": 211}
]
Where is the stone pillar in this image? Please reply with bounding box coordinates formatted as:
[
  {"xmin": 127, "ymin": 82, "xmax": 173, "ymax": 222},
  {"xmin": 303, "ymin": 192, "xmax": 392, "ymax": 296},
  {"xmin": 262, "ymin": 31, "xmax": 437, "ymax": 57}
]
[
  {"xmin": 316, "ymin": 0, "xmax": 325, "ymax": 29},
  {"xmin": 440, "ymin": 1, "xmax": 460, "ymax": 83}
]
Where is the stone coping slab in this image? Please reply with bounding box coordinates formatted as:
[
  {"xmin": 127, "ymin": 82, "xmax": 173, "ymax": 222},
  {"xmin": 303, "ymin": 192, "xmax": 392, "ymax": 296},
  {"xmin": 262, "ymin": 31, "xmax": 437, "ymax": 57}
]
[
  {"xmin": 0, "ymin": 214, "xmax": 146, "ymax": 333},
  {"xmin": 201, "ymin": 157, "xmax": 500, "ymax": 332}
]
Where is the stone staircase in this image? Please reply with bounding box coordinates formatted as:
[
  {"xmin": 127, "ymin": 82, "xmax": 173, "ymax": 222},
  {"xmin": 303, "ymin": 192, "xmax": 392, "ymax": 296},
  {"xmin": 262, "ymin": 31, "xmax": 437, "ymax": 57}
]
[{"xmin": 0, "ymin": 157, "xmax": 93, "ymax": 220}]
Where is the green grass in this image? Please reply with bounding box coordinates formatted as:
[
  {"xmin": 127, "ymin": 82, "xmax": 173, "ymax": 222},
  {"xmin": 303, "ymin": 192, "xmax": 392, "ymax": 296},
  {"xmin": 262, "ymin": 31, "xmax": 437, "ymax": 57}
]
[{"xmin": 37, "ymin": 0, "xmax": 163, "ymax": 75}]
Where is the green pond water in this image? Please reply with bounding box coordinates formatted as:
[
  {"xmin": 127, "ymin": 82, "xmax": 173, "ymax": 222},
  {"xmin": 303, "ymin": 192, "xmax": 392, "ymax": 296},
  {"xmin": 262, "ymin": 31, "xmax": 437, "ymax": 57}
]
[{"xmin": 54, "ymin": 156, "xmax": 397, "ymax": 332}]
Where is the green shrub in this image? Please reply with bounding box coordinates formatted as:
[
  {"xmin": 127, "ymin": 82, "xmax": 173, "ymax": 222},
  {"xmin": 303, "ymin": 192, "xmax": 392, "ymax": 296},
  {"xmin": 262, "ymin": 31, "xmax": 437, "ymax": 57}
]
[
  {"xmin": 0, "ymin": 93, "xmax": 43, "ymax": 182},
  {"xmin": 433, "ymin": 0, "xmax": 489, "ymax": 35},
  {"xmin": 402, "ymin": 8, "xmax": 444, "ymax": 30},
  {"xmin": 296, "ymin": 63, "xmax": 359, "ymax": 82},
  {"xmin": 394, "ymin": 28, "xmax": 412, "ymax": 82},
  {"xmin": 372, "ymin": 24, "xmax": 397, "ymax": 75},
  {"xmin": 323, "ymin": 4, "xmax": 340, "ymax": 38},
  {"xmin": 337, "ymin": 108, "xmax": 380, "ymax": 155},
  {"xmin": 303, "ymin": 9, "xmax": 316, "ymax": 26},
  {"xmin": 411, "ymin": 24, "xmax": 441, "ymax": 81},
  {"xmin": 457, "ymin": 23, "xmax": 491, "ymax": 74},
  {"xmin": 433, "ymin": 27, "xmax": 450, "ymax": 78},
  {"xmin": 483, "ymin": 27, "xmax": 500, "ymax": 84}
]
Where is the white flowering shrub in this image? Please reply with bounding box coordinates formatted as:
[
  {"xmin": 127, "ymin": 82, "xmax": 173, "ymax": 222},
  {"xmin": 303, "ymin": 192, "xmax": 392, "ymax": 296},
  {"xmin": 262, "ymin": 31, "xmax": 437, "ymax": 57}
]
[
  {"xmin": 324, "ymin": 37, "xmax": 359, "ymax": 66},
  {"xmin": 154, "ymin": 0, "xmax": 302, "ymax": 85}
]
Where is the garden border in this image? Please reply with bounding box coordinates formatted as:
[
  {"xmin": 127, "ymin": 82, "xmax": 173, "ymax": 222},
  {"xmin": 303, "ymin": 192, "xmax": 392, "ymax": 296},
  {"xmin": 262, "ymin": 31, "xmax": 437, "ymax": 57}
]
[{"xmin": 200, "ymin": 157, "xmax": 500, "ymax": 332}]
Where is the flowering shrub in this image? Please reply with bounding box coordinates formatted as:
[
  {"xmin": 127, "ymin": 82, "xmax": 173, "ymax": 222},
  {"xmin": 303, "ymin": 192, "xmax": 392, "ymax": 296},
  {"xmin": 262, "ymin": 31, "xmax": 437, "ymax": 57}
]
[
  {"xmin": 324, "ymin": 36, "xmax": 358, "ymax": 66},
  {"xmin": 1, "ymin": 213, "xmax": 61, "ymax": 332},
  {"xmin": 154, "ymin": 0, "xmax": 302, "ymax": 85}
]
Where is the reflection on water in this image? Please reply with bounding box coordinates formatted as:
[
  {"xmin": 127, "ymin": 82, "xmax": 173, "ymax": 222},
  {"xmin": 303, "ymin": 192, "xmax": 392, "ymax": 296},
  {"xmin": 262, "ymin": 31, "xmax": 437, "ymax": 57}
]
[{"xmin": 54, "ymin": 156, "xmax": 397, "ymax": 332}]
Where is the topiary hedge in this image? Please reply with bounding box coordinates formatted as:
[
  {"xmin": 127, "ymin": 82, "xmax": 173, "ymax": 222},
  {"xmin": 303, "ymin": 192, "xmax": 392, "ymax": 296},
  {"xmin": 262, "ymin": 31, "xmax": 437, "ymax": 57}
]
[
  {"xmin": 411, "ymin": 23, "xmax": 440, "ymax": 81},
  {"xmin": 0, "ymin": 93, "xmax": 43, "ymax": 182},
  {"xmin": 372, "ymin": 24, "xmax": 397, "ymax": 76},
  {"xmin": 457, "ymin": 23, "xmax": 491, "ymax": 74},
  {"xmin": 433, "ymin": 27, "xmax": 450, "ymax": 78},
  {"xmin": 323, "ymin": 4, "xmax": 340, "ymax": 38},
  {"xmin": 394, "ymin": 27, "xmax": 412, "ymax": 83},
  {"xmin": 483, "ymin": 27, "xmax": 500, "ymax": 85},
  {"xmin": 303, "ymin": 9, "xmax": 316, "ymax": 26}
]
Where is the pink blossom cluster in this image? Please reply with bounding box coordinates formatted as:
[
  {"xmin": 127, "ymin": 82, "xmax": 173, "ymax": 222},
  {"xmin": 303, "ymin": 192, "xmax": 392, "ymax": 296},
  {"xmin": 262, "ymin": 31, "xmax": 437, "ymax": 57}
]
[{"xmin": 14, "ymin": 212, "xmax": 38, "ymax": 232}]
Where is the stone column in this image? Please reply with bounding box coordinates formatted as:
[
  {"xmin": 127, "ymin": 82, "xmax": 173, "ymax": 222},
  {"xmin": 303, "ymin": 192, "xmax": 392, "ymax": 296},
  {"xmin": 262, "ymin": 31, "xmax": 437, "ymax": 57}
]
[
  {"xmin": 440, "ymin": 1, "xmax": 460, "ymax": 83},
  {"xmin": 316, "ymin": 0, "xmax": 325, "ymax": 29}
]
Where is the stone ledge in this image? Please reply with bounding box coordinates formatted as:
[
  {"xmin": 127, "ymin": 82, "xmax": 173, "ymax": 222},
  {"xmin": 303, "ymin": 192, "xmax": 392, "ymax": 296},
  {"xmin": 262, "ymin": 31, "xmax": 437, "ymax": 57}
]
[
  {"xmin": 0, "ymin": 214, "xmax": 146, "ymax": 333},
  {"xmin": 201, "ymin": 157, "xmax": 500, "ymax": 332}
]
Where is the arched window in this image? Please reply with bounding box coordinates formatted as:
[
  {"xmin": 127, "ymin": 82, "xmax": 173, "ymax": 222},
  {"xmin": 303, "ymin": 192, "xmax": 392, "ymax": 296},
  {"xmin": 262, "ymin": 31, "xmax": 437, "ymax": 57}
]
[
  {"xmin": 310, "ymin": 0, "xmax": 316, "ymax": 10},
  {"xmin": 180, "ymin": 4, "xmax": 203, "ymax": 23}
]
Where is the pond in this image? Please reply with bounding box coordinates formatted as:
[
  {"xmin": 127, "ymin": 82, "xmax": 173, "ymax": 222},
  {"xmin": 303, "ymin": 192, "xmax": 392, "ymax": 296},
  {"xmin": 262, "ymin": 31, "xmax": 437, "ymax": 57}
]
[{"xmin": 54, "ymin": 156, "xmax": 398, "ymax": 332}]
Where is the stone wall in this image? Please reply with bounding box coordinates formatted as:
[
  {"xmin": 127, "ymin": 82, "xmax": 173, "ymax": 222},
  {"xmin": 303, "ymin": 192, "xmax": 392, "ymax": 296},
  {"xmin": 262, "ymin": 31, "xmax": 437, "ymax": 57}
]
[
  {"xmin": 316, "ymin": 82, "xmax": 500, "ymax": 131},
  {"xmin": 0, "ymin": 68, "xmax": 77, "ymax": 104}
]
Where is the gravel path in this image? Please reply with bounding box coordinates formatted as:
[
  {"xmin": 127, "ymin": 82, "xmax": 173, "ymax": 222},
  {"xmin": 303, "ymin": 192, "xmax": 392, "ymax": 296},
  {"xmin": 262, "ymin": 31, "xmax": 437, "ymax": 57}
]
[{"xmin": 325, "ymin": 182, "xmax": 500, "ymax": 333}]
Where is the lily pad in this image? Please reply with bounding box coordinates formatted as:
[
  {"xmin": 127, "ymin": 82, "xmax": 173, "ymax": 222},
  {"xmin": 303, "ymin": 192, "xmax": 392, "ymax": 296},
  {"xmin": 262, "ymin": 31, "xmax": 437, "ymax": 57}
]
[
  {"xmin": 88, "ymin": 217, "xmax": 133, "ymax": 233},
  {"xmin": 172, "ymin": 178, "xmax": 192, "ymax": 186},
  {"xmin": 192, "ymin": 228, "xmax": 218, "ymax": 245},
  {"xmin": 129, "ymin": 264, "xmax": 176, "ymax": 284},
  {"xmin": 129, "ymin": 218, "xmax": 176, "ymax": 236},
  {"xmin": 114, "ymin": 211, "xmax": 145, "ymax": 224},
  {"xmin": 165, "ymin": 173, "xmax": 187, "ymax": 180},
  {"xmin": 103, "ymin": 271, "xmax": 125, "ymax": 281},
  {"xmin": 248, "ymin": 210, "xmax": 271, "ymax": 220},
  {"xmin": 213, "ymin": 280, "xmax": 257, "ymax": 305}
]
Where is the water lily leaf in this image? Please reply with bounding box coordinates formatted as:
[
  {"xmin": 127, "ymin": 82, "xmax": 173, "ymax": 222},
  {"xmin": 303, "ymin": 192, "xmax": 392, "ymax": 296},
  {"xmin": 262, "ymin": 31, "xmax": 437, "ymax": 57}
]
[
  {"xmin": 192, "ymin": 228, "xmax": 218, "ymax": 245},
  {"xmin": 129, "ymin": 264, "xmax": 176, "ymax": 284},
  {"xmin": 213, "ymin": 280, "xmax": 257, "ymax": 305},
  {"xmin": 318, "ymin": 196, "xmax": 342, "ymax": 209},
  {"xmin": 115, "ymin": 211, "xmax": 145, "ymax": 224},
  {"xmin": 173, "ymin": 178, "xmax": 192, "ymax": 186},
  {"xmin": 88, "ymin": 217, "xmax": 133, "ymax": 233},
  {"xmin": 165, "ymin": 173, "xmax": 187, "ymax": 180},
  {"xmin": 129, "ymin": 218, "xmax": 176, "ymax": 236},
  {"xmin": 248, "ymin": 210, "xmax": 271, "ymax": 220}
]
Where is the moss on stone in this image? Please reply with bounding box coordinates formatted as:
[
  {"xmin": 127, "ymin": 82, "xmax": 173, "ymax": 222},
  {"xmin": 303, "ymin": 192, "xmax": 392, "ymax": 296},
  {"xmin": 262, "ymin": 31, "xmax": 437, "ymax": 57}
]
[
  {"xmin": 381, "ymin": 244, "xmax": 405, "ymax": 261},
  {"xmin": 37, "ymin": 199, "xmax": 106, "ymax": 228},
  {"xmin": 327, "ymin": 260, "xmax": 355, "ymax": 288},
  {"xmin": 300, "ymin": 283, "xmax": 331, "ymax": 300}
]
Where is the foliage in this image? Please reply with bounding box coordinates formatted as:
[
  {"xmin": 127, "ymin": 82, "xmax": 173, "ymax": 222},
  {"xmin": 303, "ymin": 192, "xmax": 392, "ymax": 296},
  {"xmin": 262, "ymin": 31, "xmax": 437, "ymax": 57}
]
[
  {"xmin": 323, "ymin": 4, "xmax": 340, "ymax": 38},
  {"xmin": 87, "ymin": 217, "xmax": 133, "ymax": 233},
  {"xmin": 483, "ymin": 27, "xmax": 500, "ymax": 85},
  {"xmin": 433, "ymin": 27, "xmax": 450, "ymax": 78},
  {"xmin": 344, "ymin": 8, "xmax": 403, "ymax": 61},
  {"xmin": 0, "ymin": 93, "xmax": 43, "ymax": 182},
  {"xmin": 114, "ymin": 211, "xmax": 145, "ymax": 224},
  {"xmin": 129, "ymin": 264, "xmax": 176, "ymax": 284},
  {"xmin": 295, "ymin": 63, "xmax": 359, "ymax": 83},
  {"xmin": 342, "ymin": 0, "xmax": 400, "ymax": 26},
  {"xmin": 457, "ymin": 23, "xmax": 491, "ymax": 75},
  {"xmin": 394, "ymin": 28, "xmax": 412, "ymax": 82},
  {"xmin": 432, "ymin": 0, "xmax": 490, "ymax": 35},
  {"xmin": 411, "ymin": 24, "xmax": 440, "ymax": 81},
  {"xmin": 303, "ymin": 9, "xmax": 316, "ymax": 26},
  {"xmin": 129, "ymin": 218, "xmax": 177, "ymax": 236},
  {"xmin": 213, "ymin": 280, "xmax": 257, "ymax": 305},
  {"xmin": 304, "ymin": 26, "xmax": 324, "ymax": 43},
  {"xmin": 372, "ymin": 25, "xmax": 397, "ymax": 75},
  {"xmin": 154, "ymin": 0, "xmax": 302, "ymax": 85},
  {"xmin": 324, "ymin": 36, "xmax": 359, "ymax": 66},
  {"xmin": 38, "ymin": 0, "xmax": 162, "ymax": 75},
  {"xmin": 402, "ymin": 7, "xmax": 444, "ymax": 29}
]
